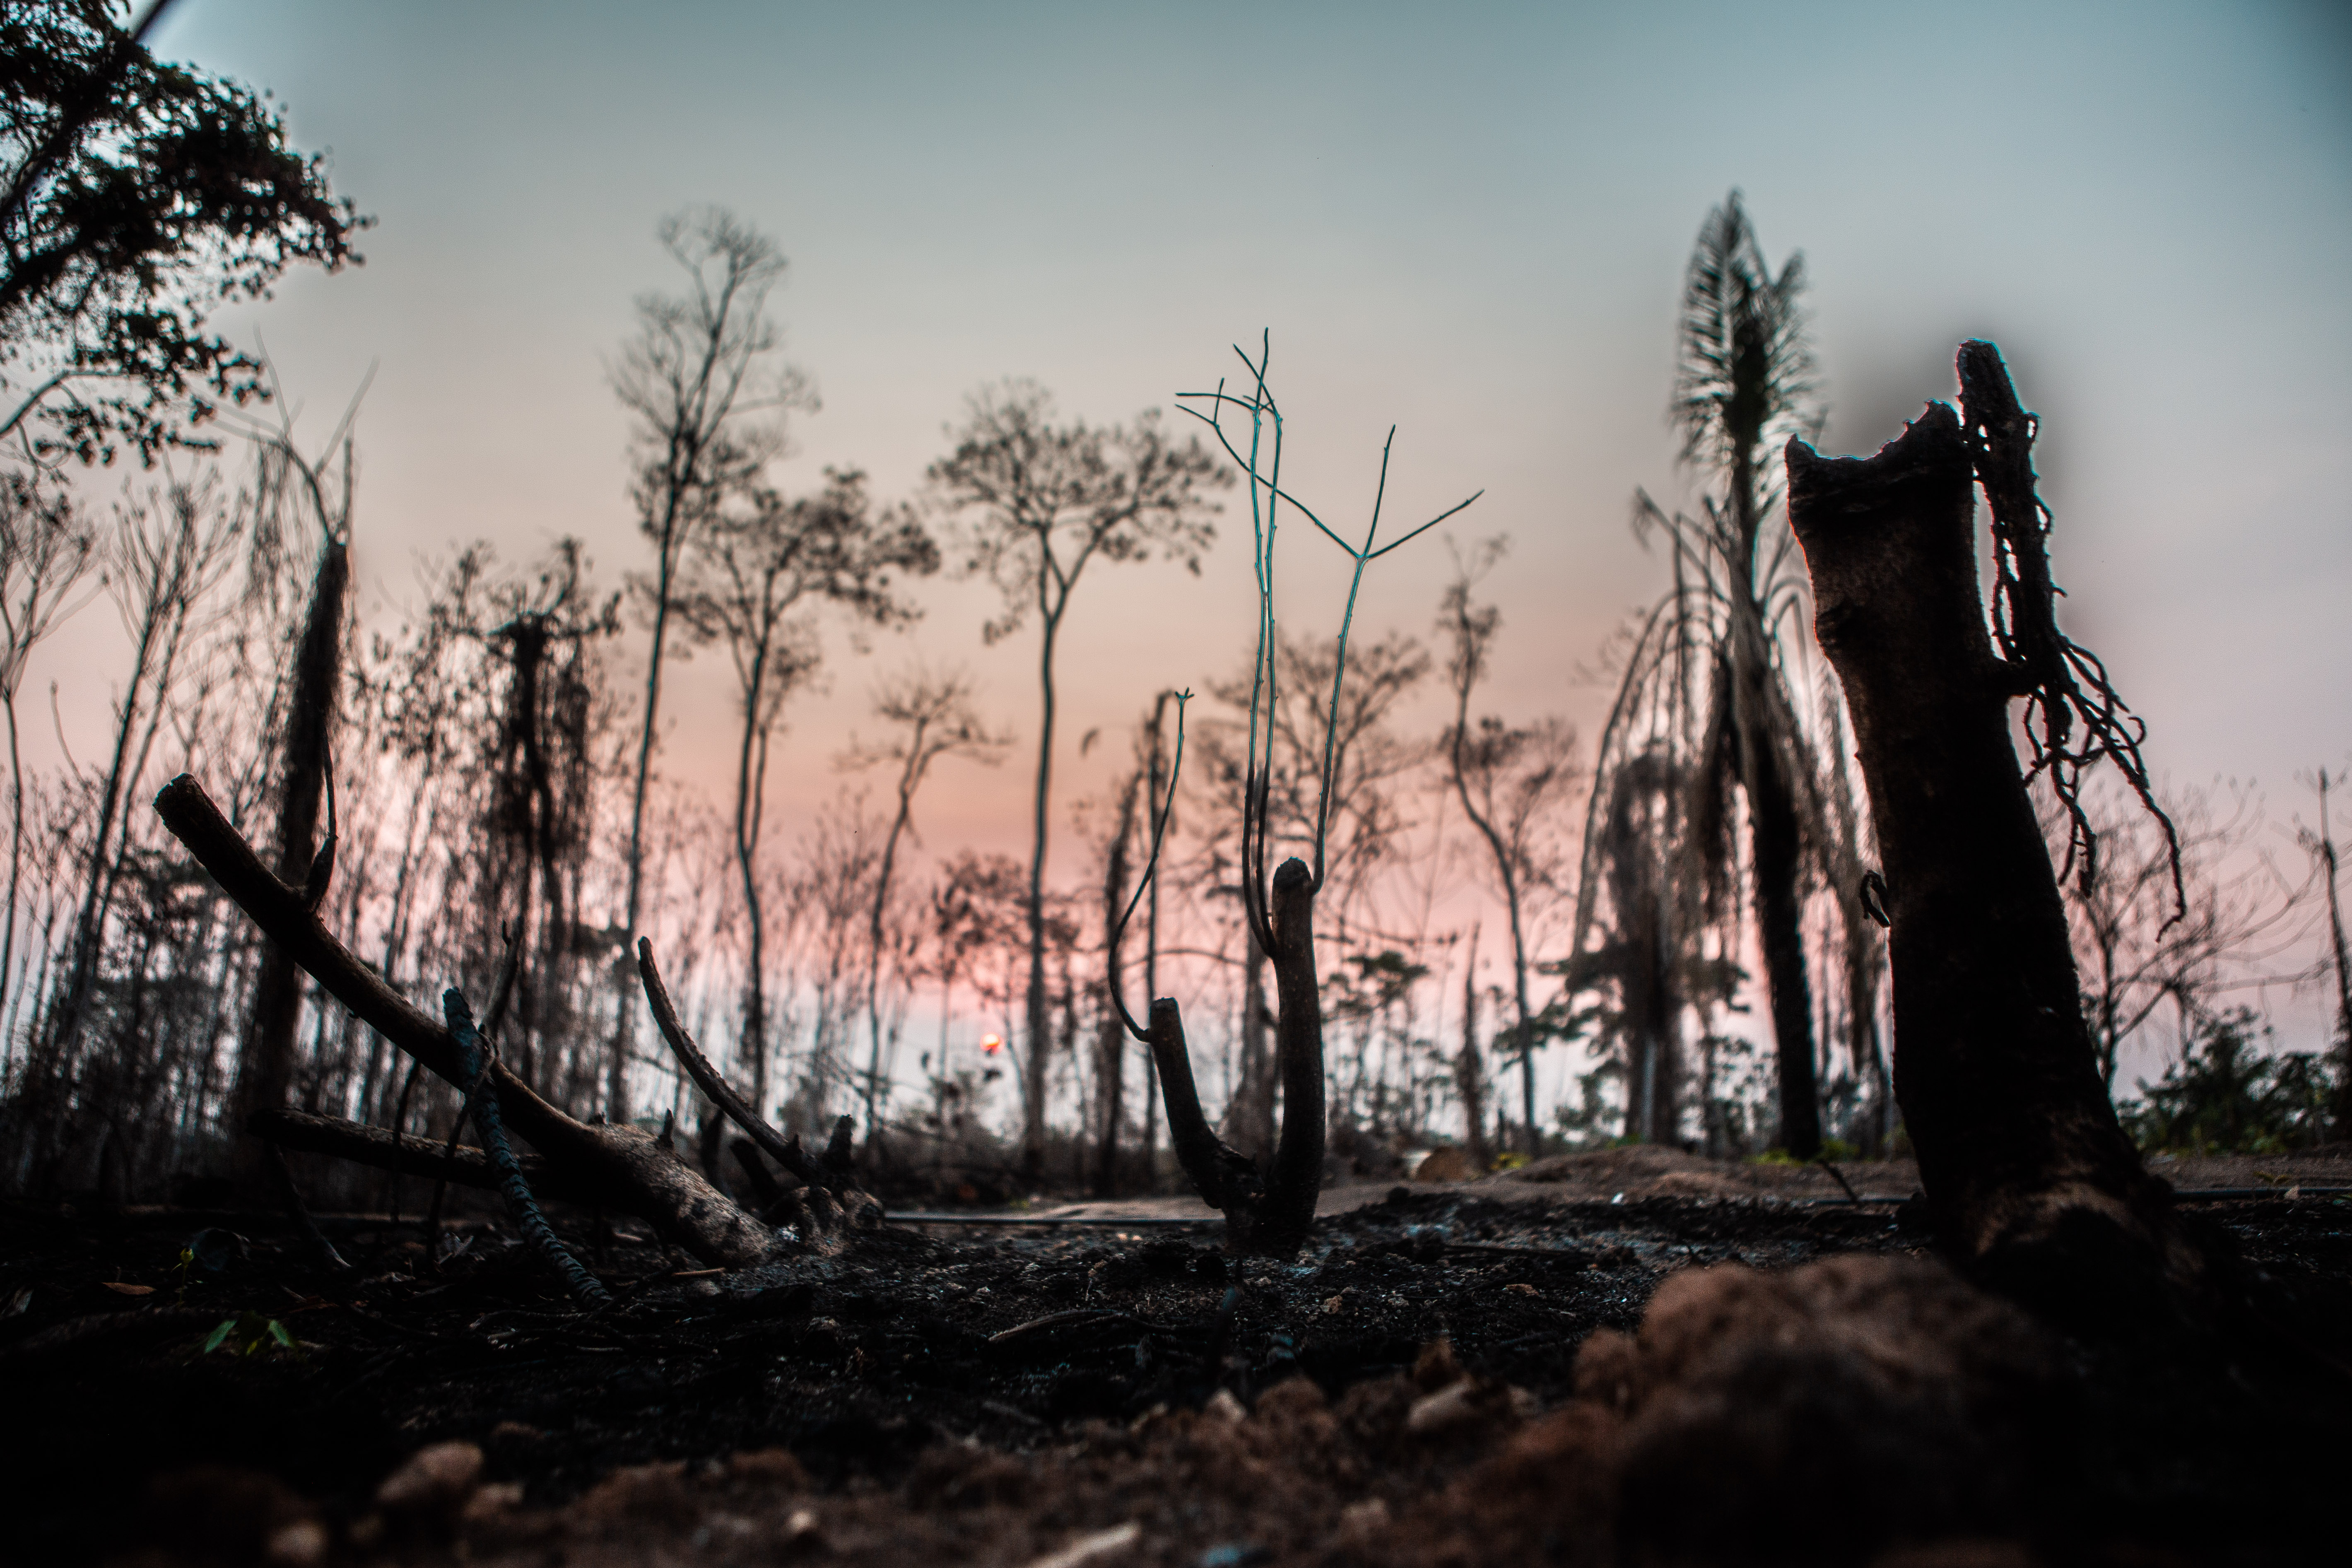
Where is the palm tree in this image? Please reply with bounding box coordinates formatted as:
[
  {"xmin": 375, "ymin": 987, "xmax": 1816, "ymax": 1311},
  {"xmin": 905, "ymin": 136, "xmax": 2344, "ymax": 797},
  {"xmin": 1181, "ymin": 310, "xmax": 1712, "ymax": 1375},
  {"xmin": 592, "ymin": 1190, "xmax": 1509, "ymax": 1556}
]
[{"xmin": 1568, "ymin": 191, "xmax": 1871, "ymax": 1157}]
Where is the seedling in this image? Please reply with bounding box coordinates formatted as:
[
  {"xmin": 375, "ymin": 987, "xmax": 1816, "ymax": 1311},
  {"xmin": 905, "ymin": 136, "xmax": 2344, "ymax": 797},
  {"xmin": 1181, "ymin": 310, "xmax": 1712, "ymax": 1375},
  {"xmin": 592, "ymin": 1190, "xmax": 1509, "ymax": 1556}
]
[{"xmin": 203, "ymin": 1310, "xmax": 303, "ymax": 1360}]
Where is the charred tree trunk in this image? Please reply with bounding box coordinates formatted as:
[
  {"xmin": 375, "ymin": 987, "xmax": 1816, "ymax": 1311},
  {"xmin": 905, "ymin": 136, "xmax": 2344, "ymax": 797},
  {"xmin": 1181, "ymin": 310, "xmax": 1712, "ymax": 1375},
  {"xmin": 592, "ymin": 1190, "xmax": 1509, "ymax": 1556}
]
[
  {"xmin": 1785, "ymin": 387, "xmax": 2198, "ymax": 1308},
  {"xmin": 229, "ymin": 541, "xmax": 348, "ymax": 1187},
  {"xmin": 1737, "ymin": 679, "xmax": 1822, "ymax": 1158},
  {"xmin": 1456, "ymin": 926, "xmax": 1489, "ymax": 1169},
  {"xmin": 1150, "ymin": 856, "xmax": 1324, "ymax": 1256}
]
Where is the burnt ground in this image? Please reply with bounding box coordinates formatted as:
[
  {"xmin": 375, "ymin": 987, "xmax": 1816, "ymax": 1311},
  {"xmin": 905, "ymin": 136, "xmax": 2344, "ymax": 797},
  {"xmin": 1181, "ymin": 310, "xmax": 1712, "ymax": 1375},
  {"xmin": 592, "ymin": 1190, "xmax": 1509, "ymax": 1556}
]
[{"xmin": 2, "ymin": 1152, "xmax": 2348, "ymax": 1568}]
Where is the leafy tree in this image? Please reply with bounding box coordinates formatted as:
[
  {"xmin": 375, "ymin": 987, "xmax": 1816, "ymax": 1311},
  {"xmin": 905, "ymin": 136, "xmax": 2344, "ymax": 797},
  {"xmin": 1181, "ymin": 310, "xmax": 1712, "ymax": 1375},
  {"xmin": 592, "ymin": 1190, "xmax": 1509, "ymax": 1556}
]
[
  {"xmin": 1, "ymin": 0, "xmax": 365, "ymax": 466},
  {"xmin": 2122, "ymin": 1007, "xmax": 2334, "ymax": 1154},
  {"xmin": 927, "ymin": 380, "xmax": 1224, "ymax": 1175}
]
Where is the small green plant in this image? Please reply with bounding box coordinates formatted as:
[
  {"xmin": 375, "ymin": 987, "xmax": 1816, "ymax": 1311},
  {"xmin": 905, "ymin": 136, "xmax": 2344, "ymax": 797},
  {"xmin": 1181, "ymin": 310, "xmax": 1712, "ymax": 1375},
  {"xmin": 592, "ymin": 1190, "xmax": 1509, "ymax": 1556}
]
[{"xmin": 202, "ymin": 1311, "xmax": 301, "ymax": 1360}]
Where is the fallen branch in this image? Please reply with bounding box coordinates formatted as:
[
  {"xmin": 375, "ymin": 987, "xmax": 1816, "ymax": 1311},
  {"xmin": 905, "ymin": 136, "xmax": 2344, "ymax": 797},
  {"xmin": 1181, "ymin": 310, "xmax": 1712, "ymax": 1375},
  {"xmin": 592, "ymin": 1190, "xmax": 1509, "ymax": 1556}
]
[
  {"xmin": 445, "ymin": 989, "xmax": 609, "ymax": 1306},
  {"xmin": 155, "ymin": 774, "xmax": 777, "ymax": 1267},
  {"xmin": 639, "ymin": 938, "xmax": 881, "ymax": 1233}
]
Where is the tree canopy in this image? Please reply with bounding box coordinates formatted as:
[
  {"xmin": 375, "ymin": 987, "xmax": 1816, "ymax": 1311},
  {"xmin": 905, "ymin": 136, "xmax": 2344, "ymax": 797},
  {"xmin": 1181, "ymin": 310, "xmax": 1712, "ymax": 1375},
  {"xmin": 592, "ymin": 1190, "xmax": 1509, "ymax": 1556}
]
[{"xmin": 1, "ymin": 0, "xmax": 366, "ymax": 466}]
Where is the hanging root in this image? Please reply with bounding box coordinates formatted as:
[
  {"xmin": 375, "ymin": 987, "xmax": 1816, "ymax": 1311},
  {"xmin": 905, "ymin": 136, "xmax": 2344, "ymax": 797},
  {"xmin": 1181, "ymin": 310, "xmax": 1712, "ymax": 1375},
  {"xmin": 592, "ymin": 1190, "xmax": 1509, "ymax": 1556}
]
[
  {"xmin": 443, "ymin": 989, "xmax": 611, "ymax": 1306},
  {"xmin": 1958, "ymin": 340, "xmax": 2182, "ymax": 919}
]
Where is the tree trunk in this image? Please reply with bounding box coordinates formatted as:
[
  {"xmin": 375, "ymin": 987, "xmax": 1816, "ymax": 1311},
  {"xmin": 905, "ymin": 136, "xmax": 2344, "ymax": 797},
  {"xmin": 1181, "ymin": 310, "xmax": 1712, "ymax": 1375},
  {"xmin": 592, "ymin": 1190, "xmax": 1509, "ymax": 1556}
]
[
  {"xmin": 1021, "ymin": 614, "xmax": 1058, "ymax": 1178},
  {"xmin": 1150, "ymin": 857, "xmax": 1325, "ymax": 1257},
  {"xmin": 1785, "ymin": 397, "xmax": 2198, "ymax": 1308},
  {"xmin": 1456, "ymin": 926, "xmax": 1489, "ymax": 1167},
  {"xmin": 1094, "ymin": 776, "xmax": 1136, "ymax": 1197},
  {"xmin": 230, "ymin": 540, "xmax": 347, "ymax": 1186}
]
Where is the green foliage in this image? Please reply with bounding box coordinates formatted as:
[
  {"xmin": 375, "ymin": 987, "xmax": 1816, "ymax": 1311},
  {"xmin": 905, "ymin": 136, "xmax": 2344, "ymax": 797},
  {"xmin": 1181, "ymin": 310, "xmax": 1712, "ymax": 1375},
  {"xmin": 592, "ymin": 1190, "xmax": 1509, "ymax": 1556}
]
[
  {"xmin": 2121, "ymin": 1007, "xmax": 2335, "ymax": 1155},
  {"xmin": 201, "ymin": 1310, "xmax": 299, "ymax": 1360}
]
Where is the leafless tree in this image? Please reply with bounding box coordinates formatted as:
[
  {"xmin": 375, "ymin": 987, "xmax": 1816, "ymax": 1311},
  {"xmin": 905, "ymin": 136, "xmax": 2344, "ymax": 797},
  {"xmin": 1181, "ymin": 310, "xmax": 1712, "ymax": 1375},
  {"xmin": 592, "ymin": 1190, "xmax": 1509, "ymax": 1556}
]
[
  {"xmin": 49, "ymin": 476, "xmax": 239, "ymax": 1069},
  {"xmin": 0, "ymin": 474, "xmax": 96, "ymax": 1026},
  {"xmin": 1104, "ymin": 337, "xmax": 1475, "ymax": 1255},
  {"xmin": 2301, "ymin": 770, "xmax": 2352, "ymax": 1139},
  {"xmin": 608, "ymin": 206, "xmax": 810, "ymax": 1124},
  {"xmin": 224, "ymin": 402, "xmax": 361, "ymax": 1188},
  {"xmin": 927, "ymin": 380, "xmax": 1225, "ymax": 1175},
  {"xmin": 2051, "ymin": 779, "xmax": 2308, "ymax": 1093},
  {"xmin": 840, "ymin": 666, "xmax": 1006, "ymax": 1144},
  {"xmin": 681, "ymin": 468, "xmax": 937, "ymax": 1129},
  {"xmin": 1438, "ymin": 536, "xmax": 1583, "ymax": 1153}
]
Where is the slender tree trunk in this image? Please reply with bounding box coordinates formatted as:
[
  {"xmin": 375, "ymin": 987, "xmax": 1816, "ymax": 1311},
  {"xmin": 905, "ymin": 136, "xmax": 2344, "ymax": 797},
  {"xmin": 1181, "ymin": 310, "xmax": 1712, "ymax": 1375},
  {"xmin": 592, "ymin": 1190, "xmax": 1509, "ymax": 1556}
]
[
  {"xmin": 617, "ymin": 500, "xmax": 692, "ymax": 1127},
  {"xmin": 2316, "ymin": 773, "xmax": 2352, "ymax": 1141},
  {"xmin": 1021, "ymin": 610, "xmax": 1059, "ymax": 1178},
  {"xmin": 1093, "ymin": 774, "xmax": 1136, "ymax": 1197},
  {"xmin": 2, "ymin": 691, "xmax": 24, "ymax": 1033},
  {"xmin": 1457, "ymin": 924, "xmax": 1488, "ymax": 1166},
  {"xmin": 231, "ymin": 541, "xmax": 348, "ymax": 1185},
  {"xmin": 1786, "ymin": 397, "xmax": 2196, "ymax": 1302},
  {"xmin": 731, "ymin": 641, "xmax": 770, "ymax": 1123},
  {"xmin": 863, "ymin": 728, "xmax": 928, "ymax": 1143}
]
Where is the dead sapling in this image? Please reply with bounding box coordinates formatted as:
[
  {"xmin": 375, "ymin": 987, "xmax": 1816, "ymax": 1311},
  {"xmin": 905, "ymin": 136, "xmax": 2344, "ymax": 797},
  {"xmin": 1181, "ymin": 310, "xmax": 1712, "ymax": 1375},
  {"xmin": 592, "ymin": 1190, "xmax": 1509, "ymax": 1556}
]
[{"xmin": 1111, "ymin": 335, "xmax": 1478, "ymax": 1258}]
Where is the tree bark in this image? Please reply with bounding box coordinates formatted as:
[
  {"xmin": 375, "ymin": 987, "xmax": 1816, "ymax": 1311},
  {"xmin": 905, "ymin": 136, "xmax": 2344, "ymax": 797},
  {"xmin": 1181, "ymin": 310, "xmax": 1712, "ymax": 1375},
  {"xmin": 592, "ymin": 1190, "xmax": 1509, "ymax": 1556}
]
[
  {"xmin": 1785, "ymin": 400, "xmax": 2197, "ymax": 1308},
  {"xmin": 157, "ymin": 775, "xmax": 777, "ymax": 1267},
  {"xmin": 229, "ymin": 540, "xmax": 347, "ymax": 1185}
]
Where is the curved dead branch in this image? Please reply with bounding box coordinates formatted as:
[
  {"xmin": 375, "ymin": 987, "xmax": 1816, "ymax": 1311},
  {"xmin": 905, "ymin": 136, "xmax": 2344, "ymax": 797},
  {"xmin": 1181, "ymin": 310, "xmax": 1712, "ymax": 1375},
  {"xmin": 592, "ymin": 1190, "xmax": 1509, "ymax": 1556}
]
[{"xmin": 637, "ymin": 937, "xmax": 880, "ymax": 1232}]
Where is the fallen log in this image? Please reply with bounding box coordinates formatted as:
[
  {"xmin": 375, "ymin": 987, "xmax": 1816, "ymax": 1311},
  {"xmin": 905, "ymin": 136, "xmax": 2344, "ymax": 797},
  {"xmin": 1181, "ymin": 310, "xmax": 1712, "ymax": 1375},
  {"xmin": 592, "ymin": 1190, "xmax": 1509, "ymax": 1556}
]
[{"xmin": 155, "ymin": 774, "xmax": 779, "ymax": 1268}]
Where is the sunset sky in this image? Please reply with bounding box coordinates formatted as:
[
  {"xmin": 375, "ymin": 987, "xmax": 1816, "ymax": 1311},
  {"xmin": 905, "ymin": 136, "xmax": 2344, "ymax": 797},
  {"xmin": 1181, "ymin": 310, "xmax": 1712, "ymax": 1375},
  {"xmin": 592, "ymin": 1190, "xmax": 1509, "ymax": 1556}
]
[{"xmin": 37, "ymin": 0, "xmax": 2351, "ymax": 1061}]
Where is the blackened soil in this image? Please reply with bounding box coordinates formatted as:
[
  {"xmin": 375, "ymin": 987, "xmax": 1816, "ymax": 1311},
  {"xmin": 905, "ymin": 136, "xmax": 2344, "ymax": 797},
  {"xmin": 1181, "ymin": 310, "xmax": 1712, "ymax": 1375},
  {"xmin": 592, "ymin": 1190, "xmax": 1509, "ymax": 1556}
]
[{"xmin": 2, "ymin": 1186, "xmax": 2346, "ymax": 1566}]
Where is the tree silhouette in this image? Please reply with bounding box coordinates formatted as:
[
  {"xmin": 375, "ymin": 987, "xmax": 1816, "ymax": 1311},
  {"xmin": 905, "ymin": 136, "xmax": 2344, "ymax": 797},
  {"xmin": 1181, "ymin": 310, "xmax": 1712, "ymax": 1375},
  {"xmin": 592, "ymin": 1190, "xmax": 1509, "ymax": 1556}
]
[
  {"xmin": 927, "ymin": 380, "xmax": 1224, "ymax": 1176},
  {"xmin": 1439, "ymin": 537, "xmax": 1582, "ymax": 1154},
  {"xmin": 607, "ymin": 207, "xmax": 810, "ymax": 1125},
  {"xmin": 0, "ymin": 0, "xmax": 365, "ymax": 466},
  {"xmin": 1571, "ymin": 192, "xmax": 1848, "ymax": 1156}
]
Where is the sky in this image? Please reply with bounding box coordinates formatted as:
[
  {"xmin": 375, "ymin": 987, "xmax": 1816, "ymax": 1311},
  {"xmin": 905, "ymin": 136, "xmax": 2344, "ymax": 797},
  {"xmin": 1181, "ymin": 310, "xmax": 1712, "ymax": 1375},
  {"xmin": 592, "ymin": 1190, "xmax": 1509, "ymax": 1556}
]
[{"xmin": 34, "ymin": 0, "xmax": 2352, "ymax": 1062}]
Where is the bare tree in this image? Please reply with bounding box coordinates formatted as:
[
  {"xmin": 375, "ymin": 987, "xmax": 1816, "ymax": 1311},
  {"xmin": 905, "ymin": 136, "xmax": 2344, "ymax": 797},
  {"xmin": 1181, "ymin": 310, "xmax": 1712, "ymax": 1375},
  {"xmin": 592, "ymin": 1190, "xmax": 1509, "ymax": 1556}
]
[
  {"xmin": 839, "ymin": 666, "xmax": 1005, "ymax": 1142},
  {"xmin": 227, "ymin": 417, "xmax": 359, "ymax": 1187},
  {"xmin": 2053, "ymin": 779, "xmax": 2307, "ymax": 1092},
  {"xmin": 1108, "ymin": 337, "xmax": 1475, "ymax": 1255},
  {"xmin": 0, "ymin": 475, "xmax": 96, "ymax": 1026},
  {"xmin": 683, "ymin": 468, "xmax": 937, "ymax": 1130},
  {"xmin": 1784, "ymin": 342, "xmax": 2197, "ymax": 1286},
  {"xmin": 608, "ymin": 207, "xmax": 810, "ymax": 1124},
  {"xmin": 1438, "ymin": 537, "xmax": 1583, "ymax": 1154},
  {"xmin": 50, "ymin": 477, "xmax": 239, "ymax": 1071},
  {"xmin": 927, "ymin": 380, "xmax": 1225, "ymax": 1176}
]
